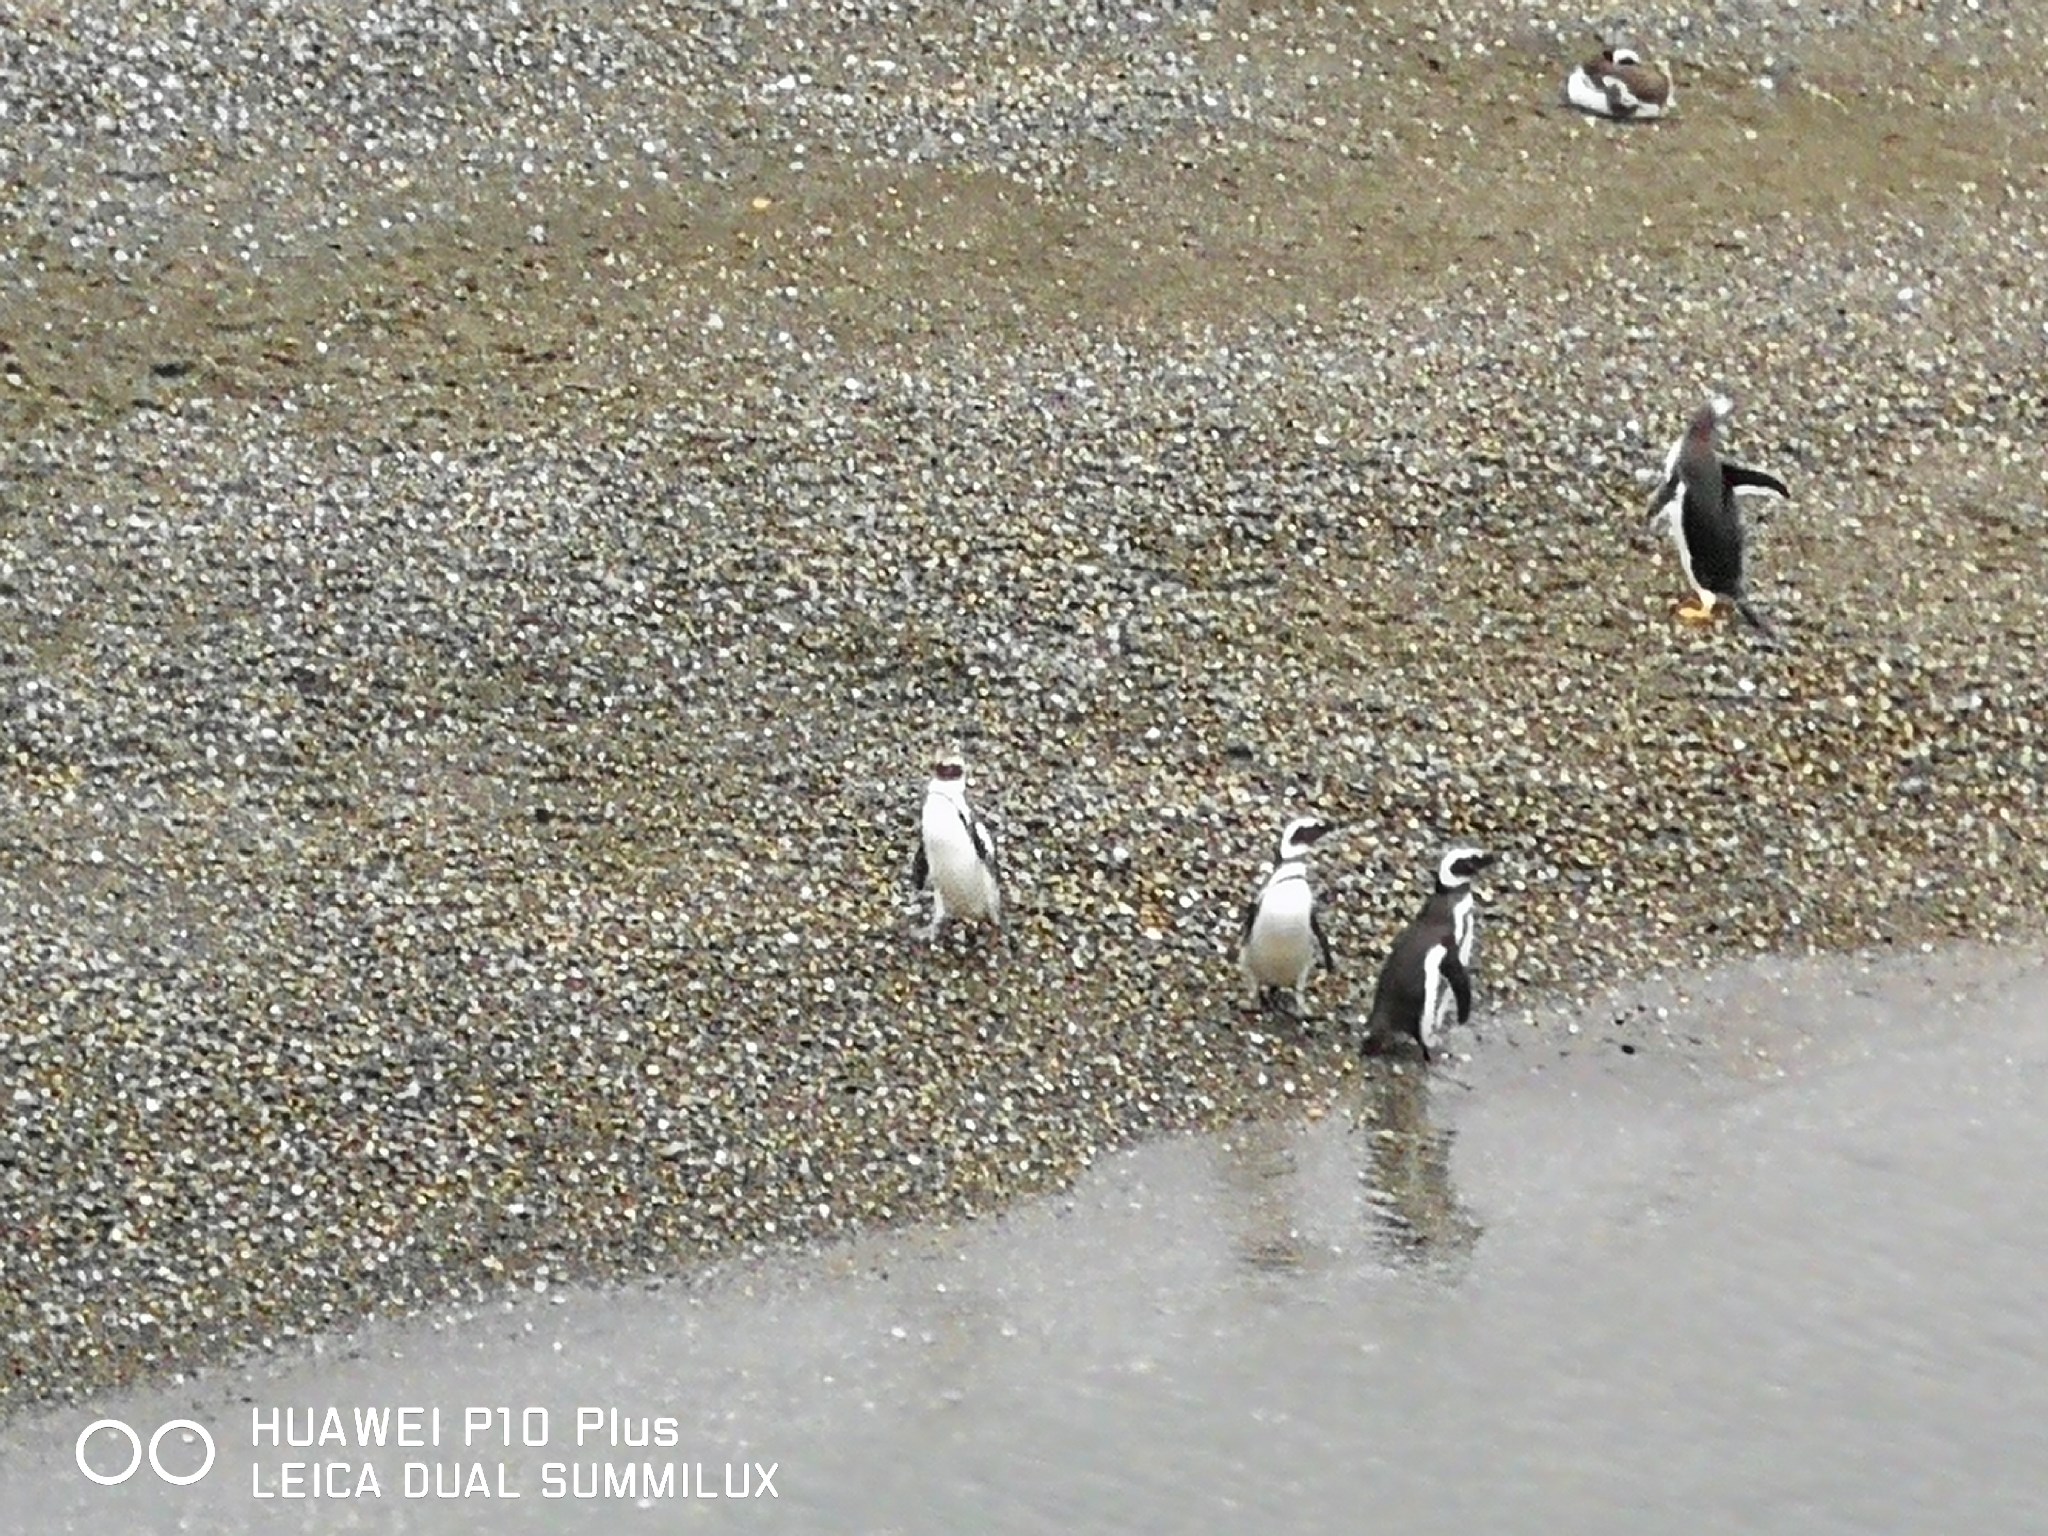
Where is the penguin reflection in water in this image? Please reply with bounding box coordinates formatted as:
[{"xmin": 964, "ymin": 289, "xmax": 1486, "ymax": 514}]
[
  {"xmin": 909, "ymin": 754, "xmax": 1003, "ymax": 944},
  {"xmin": 1237, "ymin": 816, "xmax": 1338, "ymax": 1020},
  {"xmin": 1645, "ymin": 395, "xmax": 1791, "ymax": 636},
  {"xmin": 1362, "ymin": 847, "xmax": 1497, "ymax": 1064}
]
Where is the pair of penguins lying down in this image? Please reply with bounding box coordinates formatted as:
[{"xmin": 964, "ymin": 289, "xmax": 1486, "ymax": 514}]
[
  {"xmin": 1563, "ymin": 46, "xmax": 1675, "ymax": 121},
  {"xmin": 910, "ymin": 397, "xmax": 1791, "ymax": 1062}
]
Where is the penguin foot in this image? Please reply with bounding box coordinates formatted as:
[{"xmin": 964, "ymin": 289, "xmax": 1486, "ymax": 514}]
[
  {"xmin": 1245, "ymin": 986, "xmax": 1313, "ymax": 1021},
  {"xmin": 1361, "ymin": 1029, "xmax": 1430, "ymax": 1064},
  {"xmin": 1672, "ymin": 595, "xmax": 1719, "ymax": 627}
]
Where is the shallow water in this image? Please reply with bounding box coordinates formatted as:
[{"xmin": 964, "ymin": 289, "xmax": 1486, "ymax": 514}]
[{"xmin": 5, "ymin": 945, "xmax": 2046, "ymax": 1533}]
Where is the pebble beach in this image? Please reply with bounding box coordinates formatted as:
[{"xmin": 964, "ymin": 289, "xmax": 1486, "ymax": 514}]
[{"xmin": 2, "ymin": 0, "xmax": 2045, "ymax": 1415}]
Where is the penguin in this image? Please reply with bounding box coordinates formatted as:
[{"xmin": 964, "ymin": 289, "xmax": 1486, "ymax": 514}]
[
  {"xmin": 908, "ymin": 754, "xmax": 1002, "ymax": 941},
  {"xmin": 1564, "ymin": 46, "xmax": 1674, "ymax": 120},
  {"xmin": 1237, "ymin": 816, "xmax": 1338, "ymax": 1019},
  {"xmin": 1362, "ymin": 847, "xmax": 1497, "ymax": 1064},
  {"xmin": 1644, "ymin": 395, "xmax": 1790, "ymax": 635}
]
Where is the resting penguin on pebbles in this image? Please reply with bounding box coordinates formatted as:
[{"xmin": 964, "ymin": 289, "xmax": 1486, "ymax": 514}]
[
  {"xmin": 1237, "ymin": 816, "xmax": 1338, "ymax": 1020},
  {"xmin": 1645, "ymin": 394, "xmax": 1791, "ymax": 636},
  {"xmin": 909, "ymin": 754, "xmax": 1003, "ymax": 944},
  {"xmin": 1362, "ymin": 848, "xmax": 1497, "ymax": 1064},
  {"xmin": 1564, "ymin": 46, "xmax": 1674, "ymax": 120}
]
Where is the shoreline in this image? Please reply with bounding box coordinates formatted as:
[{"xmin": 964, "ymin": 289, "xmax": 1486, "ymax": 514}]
[
  {"xmin": 4, "ymin": 935, "xmax": 2045, "ymax": 1534},
  {"xmin": 5, "ymin": 934, "xmax": 2043, "ymax": 1425}
]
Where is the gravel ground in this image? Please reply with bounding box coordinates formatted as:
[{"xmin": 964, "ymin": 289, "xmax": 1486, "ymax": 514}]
[{"xmin": 3, "ymin": 0, "xmax": 2045, "ymax": 1414}]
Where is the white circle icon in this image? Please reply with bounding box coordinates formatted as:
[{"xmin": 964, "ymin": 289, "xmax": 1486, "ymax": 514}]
[
  {"xmin": 75, "ymin": 1420, "xmax": 141, "ymax": 1486},
  {"xmin": 75, "ymin": 1418, "xmax": 216, "ymax": 1486},
  {"xmin": 150, "ymin": 1420, "xmax": 217, "ymax": 1485}
]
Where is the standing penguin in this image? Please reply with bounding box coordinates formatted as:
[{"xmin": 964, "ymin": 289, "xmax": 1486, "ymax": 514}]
[
  {"xmin": 909, "ymin": 754, "xmax": 1003, "ymax": 942},
  {"xmin": 1645, "ymin": 395, "xmax": 1791, "ymax": 634},
  {"xmin": 1362, "ymin": 847, "xmax": 1497, "ymax": 1063},
  {"xmin": 1237, "ymin": 816, "xmax": 1338, "ymax": 1019}
]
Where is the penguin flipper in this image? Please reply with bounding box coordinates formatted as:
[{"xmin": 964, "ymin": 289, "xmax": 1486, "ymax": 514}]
[
  {"xmin": 961, "ymin": 807, "xmax": 1000, "ymax": 877},
  {"xmin": 1444, "ymin": 949, "xmax": 1474, "ymax": 1025},
  {"xmin": 1311, "ymin": 906, "xmax": 1336, "ymax": 976},
  {"xmin": 908, "ymin": 840, "xmax": 930, "ymax": 892},
  {"xmin": 1237, "ymin": 896, "xmax": 1259, "ymax": 951},
  {"xmin": 1604, "ymin": 76, "xmax": 1641, "ymax": 115},
  {"xmin": 1643, "ymin": 474, "xmax": 1682, "ymax": 539},
  {"xmin": 1724, "ymin": 462, "xmax": 1790, "ymax": 499}
]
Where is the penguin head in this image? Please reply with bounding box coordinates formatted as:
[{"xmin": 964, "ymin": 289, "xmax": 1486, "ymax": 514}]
[
  {"xmin": 1435, "ymin": 846, "xmax": 1496, "ymax": 890},
  {"xmin": 1691, "ymin": 394, "xmax": 1735, "ymax": 442},
  {"xmin": 930, "ymin": 754, "xmax": 970, "ymax": 794},
  {"xmin": 1686, "ymin": 403, "xmax": 1719, "ymax": 443},
  {"xmin": 1675, "ymin": 399, "xmax": 1729, "ymax": 473},
  {"xmin": 1276, "ymin": 816, "xmax": 1336, "ymax": 862},
  {"xmin": 1608, "ymin": 46, "xmax": 1641, "ymax": 65}
]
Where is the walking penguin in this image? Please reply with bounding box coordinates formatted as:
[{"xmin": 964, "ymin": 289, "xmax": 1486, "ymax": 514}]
[
  {"xmin": 1362, "ymin": 847, "xmax": 1497, "ymax": 1063},
  {"xmin": 1644, "ymin": 395, "xmax": 1791, "ymax": 635},
  {"xmin": 1238, "ymin": 816, "xmax": 1338, "ymax": 1019},
  {"xmin": 909, "ymin": 754, "xmax": 1003, "ymax": 943}
]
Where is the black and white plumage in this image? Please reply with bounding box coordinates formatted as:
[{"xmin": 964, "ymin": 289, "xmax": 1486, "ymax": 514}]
[
  {"xmin": 1645, "ymin": 395, "xmax": 1791, "ymax": 635},
  {"xmin": 1237, "ymin": 816, "xmax": 1337, "ymax": 1018},
  {"xmin": 1362, "ymin": 847, "xmax": 1497, "ymax": 1063},
  {"xmin": 1563, "ymin": 46, "xmax": 1674, "ymax": 120},
  {"xmin": 908, "ymin": 755, "xmax": 1002, "ymax": 940}
]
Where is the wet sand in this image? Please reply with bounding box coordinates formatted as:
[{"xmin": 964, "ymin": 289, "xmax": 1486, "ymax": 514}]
[{"xmin": 5, "ymin": 940, "xmax": 2045, "ymax": 1532}]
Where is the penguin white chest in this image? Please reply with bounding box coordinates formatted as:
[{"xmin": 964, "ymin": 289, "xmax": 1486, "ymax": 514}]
[
  {"xmin": 1451, "ymin": 891, "xmax": 1478, "ymax": 967},
  {"xmin": 1564, "ymin": 67, "xmax": 1613, "ymax": 116},
  {"xmin": 1419, "ymin": 942, "xmax": 1454, "ymax": 1051},
  {"xmin": 1245, "ymin": 877, "xmax": 1317, "ymax": 985},
  {"xmin": 1430, "ymin": 893, "xmax": 1478, "ymax": 1042},
  {"xmin": 1664, "ymin": 495, "xmax": 1719, "ymax": 605},
  {"xmin": 921, "ymin": 794, "xmax": 998, "ymax": 920}
]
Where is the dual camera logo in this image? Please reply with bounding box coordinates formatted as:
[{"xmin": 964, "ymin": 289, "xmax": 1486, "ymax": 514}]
[{"xmin": 75, "ymin": 1419, "xmax": 216, "ymax": 1486}]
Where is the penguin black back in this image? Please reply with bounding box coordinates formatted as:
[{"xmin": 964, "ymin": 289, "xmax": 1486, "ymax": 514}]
[
  {"xmin": 1648, "ymin": 397, "xmax": 1790, "ymax": 635},
  {"xmin": 1362, "ymin": 918, "xmax": 1471, "ymax": 1064},
  {"xmin": 1363, "ymin": 848, "xmax": 1495, "ymax": 1063}
]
